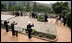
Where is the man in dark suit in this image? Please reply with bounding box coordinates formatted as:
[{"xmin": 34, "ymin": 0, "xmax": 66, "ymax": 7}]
[
  {"xmin": 11, "ymin": 21, "xmax": 17, "ymax": 36},
  {"xmin": 4, "ymin": 20, "xmax": 9, "ymax": 32},
  {"xmin": 63, "ymin": 16, "xmax": 67, "ymax": 26},
  {"xmin": 15, "ymin": 11, "xmax": 19, "ymax": 17},
  {"xmin": 44, "ymin": 14, "xmax": 48, "ymax": 22},
  {"xmin": 21, "ymin": 11, "xmax": 23, "ymax": 16},
  {"xmin": 32, "ymin": 13, "xmax": 34, "ymax": 18},
  {"xmin": 27, "ymin": 21, "xmax": 34, "ymax": 39}
]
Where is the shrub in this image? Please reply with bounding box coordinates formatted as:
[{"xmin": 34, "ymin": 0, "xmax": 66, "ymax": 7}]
[
  {"xmin": 32, "ymin": 29, "xmax": 37, "ymax": 34},
  {"xmin": 8, "ymin": 25, "xmax": 12, "ymax": 29},
  {"xmin": 39, "ymin": 34, "xmax": 43, "ymax": 37},
  {"xmin": 25, "ymin": 29, "xmax": 27, "ymax": 31},
  {"xmin": 37, "ymin": 15, "xmax": 45, "ymax": 22}
]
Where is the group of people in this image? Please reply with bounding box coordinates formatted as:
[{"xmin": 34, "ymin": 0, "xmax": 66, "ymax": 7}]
[
  {"xmin": 32, "ymin": 13, "xmax": 38, "ymax": 18},
  {"xmin": 4, "ymin": 20, "xmax": 17, "ymax": 36},
  {"xmin": 3, "ymin": 13, "xmax": 68, "ymax": 40},
  {"xmin": 32, "ymin": 13, "xmax": 48, "ymax": 22},
  {"xmin": 55, "ymin": 14, "xmax": 67, "ymax": 26},
  {"xmin": 13, "ymin": 11, "xmax": 23, "ymax": 17},
  {"xmin": 4, "ymin": 20, "xmax": 34, "ymax": 39}
]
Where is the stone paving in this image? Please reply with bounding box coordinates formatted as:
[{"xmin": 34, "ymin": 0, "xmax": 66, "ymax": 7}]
[
  {"xmin": 1, "ymin": 12, "xmax": 71, "ymax": 42},
  {"xmin": 1, "ymin": 14, "xmax": 57, "ymax": 36},
  {"xmin": 1, "ymin": 14, "xmax": 15, "ymax": 20},
  {"xmin": 1, "ymin": 19, "xmax": 71, "ymax": 42}
]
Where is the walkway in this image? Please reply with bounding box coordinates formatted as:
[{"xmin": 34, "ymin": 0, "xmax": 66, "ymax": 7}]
[{"xmin": 1, "ymin": 28, "xmax": 48, "ymax": 42}]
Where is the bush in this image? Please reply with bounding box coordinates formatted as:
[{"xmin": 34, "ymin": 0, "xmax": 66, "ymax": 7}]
[
  {"xmin": 32, "ymin": 29, "xmax": 37, "ymax": 34},
  {"xmin": 37, "ymin": 15, "xmax": 45, "ymax": 22},
  {"xmin": 25, "ymin": 29, "xmax": 27, "ymax": 31},
  {"xmin": 39, "ymin": 34, "xmax": 43, "ymax": 37},
  {"xmin": 8, "ymin": 25, "xmax": 12, "ymax": 29},
  {"xmin": 61, "ymin": 10, "xmax": 67, "ymax": 18}
]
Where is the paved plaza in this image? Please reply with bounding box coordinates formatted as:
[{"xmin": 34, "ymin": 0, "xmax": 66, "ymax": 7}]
[{"xmin": 1, "ymin": 12, "xmax": 71, "ymax": 42}]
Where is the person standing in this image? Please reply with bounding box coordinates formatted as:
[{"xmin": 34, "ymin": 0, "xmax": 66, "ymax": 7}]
[
  {"xmin": 63, "ymin": 16, "xmax": 67, "ymax": 26},
  {"xmin": 44, "ymin": 14, "xmax": 48, "ymax": 22},
  {"xmin": 21, "ymin": 11, "xmax": 23, "ymax": 16},
  {"xmin": 12, "ymin": 11, "xmax": 15, "ymax": 15},
  {"xmin": 32, "ymin": 13, "xmax": 33, "ymax": 18},
  {"xmin": 11, "ymin": 21, "xmax": 17, "ymax": 36},
  {"xmin": 17, "ymin": 11, "xmax": 19, "ymax": 16},
  {"xmin": 60, "ymin": 17, "xmax": 63, "ymax": 26},
  {"xmin": 27, "ymin": 21, "xmax": 34, "ymax": 39},
  {"xmin": 15, "ymin": 11, "xmax": 19, "ymax": 17},
  {"xmin": 55, "ymin": 16, "xmax": 58, "ymax": 25},
  {"xmin": 58, "ymin": 14, "xmax": 61, "ymax": 20},
  {"xmin": 4, "ymin": 20, "xmax": 9, "ymax": 32}
]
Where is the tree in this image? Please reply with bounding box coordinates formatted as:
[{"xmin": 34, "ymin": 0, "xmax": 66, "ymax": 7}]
[
  {"xmin": 52, "ymin": 2, "xmax": 69, "ymax": 14},
  {"xmin": 33, "ymin": 2, "xmax": 37, "ymax": 13},
  {"xmin": 61, "ymin": 10, "xmax": 68, "ymax": 17},
  {"xmin": 35, "ymin": 5, "xmax": 52, "ymax": 14},
  {"xmin": 61, "ymin": 2, "xmax": 69, "ymax": 11},
  {"xmin": 7, "ymin": 1, "xmax": 12, "ymax": 11},
  {"xmin": 26, "ymin": 1, "xmax": 31, "ymax": 12},
  {"xmin": 10, "ymin": 6, "xmax": 23, "ymax": 11},
  {"xmin": 1, "ymin": 3, "xmax": 6, "ymax": 11},
  {"xmin": 1, "ymin": 4, "xmax": 5, "ymax": 9}
]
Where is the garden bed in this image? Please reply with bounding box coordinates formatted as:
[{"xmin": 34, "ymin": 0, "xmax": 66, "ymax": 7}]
[{"xmin": 25, "ymin": 29, "xmax": 57, "ymax": 41}]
